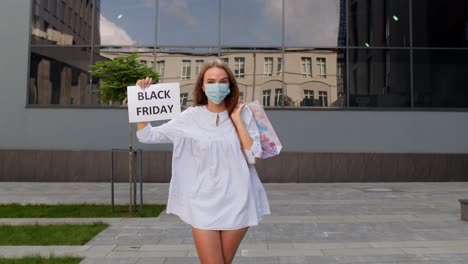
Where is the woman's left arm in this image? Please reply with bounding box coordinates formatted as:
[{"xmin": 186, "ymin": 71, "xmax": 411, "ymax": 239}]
[
  {"xmin": 231, "ymin": 102, "xmax": 262, "ymax": 164},
  {"xmin": 232, "ymin": 117, "xmax": 254, "ymax": 150}
]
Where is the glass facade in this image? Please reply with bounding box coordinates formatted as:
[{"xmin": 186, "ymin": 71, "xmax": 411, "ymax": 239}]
[{"xmin": 29, "ymin": 0, "xmax": 468, "ymax": 109}]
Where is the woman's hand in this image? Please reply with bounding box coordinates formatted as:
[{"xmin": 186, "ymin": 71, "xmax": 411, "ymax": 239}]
[
  {"xmin": 230, "ymin": 100, "xmax": 245, "ymax": 124},
  {"xmin": 135, "ymin": 77, "xmax": 153, "ymax": 131},
  {"xmin": 136, "ymin": 77, "xmax": 153, "ymax": 89}
]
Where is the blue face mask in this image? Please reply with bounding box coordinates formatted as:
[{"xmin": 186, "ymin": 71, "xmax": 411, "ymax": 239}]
[{"xmin": 204, "ymin": 83, "xmax": 230, "ymax": 104}]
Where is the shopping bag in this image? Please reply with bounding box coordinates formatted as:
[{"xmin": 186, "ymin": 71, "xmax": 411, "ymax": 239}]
[{"xmin": 246, "ymin": 100, "xmax": 282, "ymax": 159}]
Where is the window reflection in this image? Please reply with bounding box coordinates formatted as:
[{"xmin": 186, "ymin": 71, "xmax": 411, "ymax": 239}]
[
  {"xmin": 413, "ymin": 0, "xmax": 468, "ymax": 47},
  {"xmin": 91, "ymin": 47, "xmax": 155, "ymax": 105},
  {"xmin": 29, "ymin": 47, "xmax": 92, "ymax": 105},
  {"xmin": 31, "ymin": 0, "xmax": 93, "ymax": 45},
  {"xmin": 303, "ymin": 90, "xmax": 314, "ymax": 106},
  {"xmin": 222, "ymin": 49, "xmax": 341, "ymax": 108},
  {"xmin": 95, "ymin": 47, "xmax": 155, "ymax": 63},
  {"xmin": 264, "ymin": 57, "xmax": 273, "ymax": 77},
  {"xmin": 181, "ymin": 60, "xmax": 191, "ymax": 80},
  {"xmin": 262, "ymin": 90, "xmax": 271, "ymax": 106},
  {"xmin": 224, "ymin": 49, "xmax": 284, "ymax": 107},
  {"xmin": 222, "ymin": 0, "xmax": 282, "ymax": 47},
  {"xmin": 220, "ymin": 50, "xmax": 255, "ymax": 104},
  {"xmin": 301, "ymin": 57, "xmax": 313, "ymax": 78},
  {"xmin": 274, "ymin": 88, "xmax": 283, "ymax": 106},
  {"xmin": 158, "ymin": 0, "xmax": 218, "ymax": 46},
  {"xmin": 94, "ymin": 0, "xmax": 156, "ymax": 46},
  {"xmin": 28, "ymin": 0, "xmax": 468, "ymax": 110},
  {"xmin": 180, "ymin": 93, "xmax": 188, "ymax": 106},
  {"xmin": 349, "ymin": 0, "xmax": 410, "ymax": 47},
  {"xmin": 319, "ymin": 91, "xmax": 329, "ymax": 107},
  {"xmin": 155, "ymin": 60, "xmax": 165, "ymax": 81},
  {"xmin": 94, "ymin": 47, "xmax": 221, "ymax": 107},
  {"xmin": 285, "ymin": 0, "xmax": 343, "ymax": 47},
  {"xmin": 277, "ymin": 58, "xmax": 283, "ymax": 75},
  {"xmin": 349, "ymin": 49, "xmax": 410, "ymax": 107},
  {"xmin": 414, "ymin": 50, "xmax": 468, "ymax": 108},
  {"xmin": 234, "ymin": 57, "xmax": 245, "ymax": 79},
  {"xmin": 317, "ymin": 58, "xmax": 327, "ymax": 78},
  {"xmin": 194, "ymin": 60, "xmax": 204, "ymax": 77},
  {"xmin": 284, "ymin": 49, "xmax": 345, "ymax": 108}
]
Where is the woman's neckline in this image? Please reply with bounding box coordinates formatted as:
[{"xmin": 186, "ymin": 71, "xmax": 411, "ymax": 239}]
[{"xmin": 203, "ymin": 105, "xmax": 227, "ymax": 114}]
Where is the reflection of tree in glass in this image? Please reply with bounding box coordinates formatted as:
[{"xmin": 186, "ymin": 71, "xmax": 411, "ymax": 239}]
[
  {"xmin": 90, "ymin": 53, "xmax": 159, "ymax": 104},
  {"xmin": 284, "ymin": 95, "xmax": 297, "ymax": 107}
]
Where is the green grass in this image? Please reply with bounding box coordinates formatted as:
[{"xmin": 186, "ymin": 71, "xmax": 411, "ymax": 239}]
[
  {"xmin": 0, "ymin": 222, "xmax": 108, "ymax": 245},
  {"xmin": 0, "ymin": 256, "xmax": 82, "ymax": 264},
  {"xmin": 0, "ymin": 204, "xmax": 165, "ymax": 218}
]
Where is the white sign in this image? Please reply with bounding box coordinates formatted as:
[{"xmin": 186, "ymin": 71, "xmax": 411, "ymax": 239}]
[{"xmin": 127, "ymin": 83, "xmax": 181, "ymax": 123}]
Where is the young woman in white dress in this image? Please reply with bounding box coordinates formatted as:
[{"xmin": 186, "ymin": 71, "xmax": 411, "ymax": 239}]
[{"xmin": 135, "ymin": 59, "xmax": 270, "ymax": 264}]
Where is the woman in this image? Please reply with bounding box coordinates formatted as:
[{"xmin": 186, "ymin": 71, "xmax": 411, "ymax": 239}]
[{"xmin": 135, "ymin": 59, "xmax": 270, "ymax": 264}]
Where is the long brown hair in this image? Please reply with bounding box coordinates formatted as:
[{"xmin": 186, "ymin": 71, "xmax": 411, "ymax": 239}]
[{"xmin": 193, "ymin": 58, "xmax": 239, "ymax": 115}]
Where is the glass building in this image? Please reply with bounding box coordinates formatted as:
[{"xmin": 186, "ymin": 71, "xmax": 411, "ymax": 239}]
[
  {"xmin": 0, "ymin": 0, "xmax": 467, "ymax": 182},
  {"xmin": 28, "ymin": 0, "xmax": 468, "ymax": 109}
]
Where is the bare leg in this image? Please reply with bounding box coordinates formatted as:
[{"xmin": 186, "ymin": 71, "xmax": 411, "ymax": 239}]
[
  {"xmin": 192, "ymin": 227, "xmax": 225, "ymax": 264},
  {"xmin": 220, "ymin": 227, "xmax": 249, "ymax": 264}
]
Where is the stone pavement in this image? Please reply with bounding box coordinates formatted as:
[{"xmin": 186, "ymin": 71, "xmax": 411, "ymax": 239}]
[{"xmin": 1, "ymin": 182, "xmax": 468, "ymax": 263}]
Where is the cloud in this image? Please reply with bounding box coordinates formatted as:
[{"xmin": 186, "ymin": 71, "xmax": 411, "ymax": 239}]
[
  {"xmin": 262, "ymin": 0, "xmax": 341, "ymax": 46},
  {"xmin": 98, "ymin": 14, "xmax": 136, "ymax": 45},
  {"xmin": 160, "ymin": 0, "xmax": 197, "ymax": 27}
]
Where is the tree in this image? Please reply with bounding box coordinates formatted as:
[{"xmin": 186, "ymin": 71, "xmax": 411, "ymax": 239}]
[
  {"xmin": 90, "ymin": 53, "xmax": 159, "ymax": 104},
  {"xmin": 90, "ymin": 53, "xmax": 159, "ymax": 212},
  {"xmin": 284, "ymin": 95, "xmax": 297, "ymax": 107}
]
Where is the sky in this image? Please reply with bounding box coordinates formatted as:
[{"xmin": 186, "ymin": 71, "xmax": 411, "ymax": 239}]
[{"xmin": 98, "ymin": 0, "xmax": 341, "ymax": 47}]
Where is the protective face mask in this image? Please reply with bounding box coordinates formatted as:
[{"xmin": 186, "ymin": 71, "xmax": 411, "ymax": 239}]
[{"xmin": 204, "ymin": 83, "xmax": 230, "ymax": 104}]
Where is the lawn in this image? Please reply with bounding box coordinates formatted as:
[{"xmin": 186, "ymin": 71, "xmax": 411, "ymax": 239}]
[
  {"xmin": 0, "ymin": 256, "xmax": 82, "ymax": 264},
  {"xmin": 0, "ymin": 204, "xmax": 165, "ymax": 218},
  {"xmin": 0, "ymin": 223, "xmax": 108, "ymax": 245}
]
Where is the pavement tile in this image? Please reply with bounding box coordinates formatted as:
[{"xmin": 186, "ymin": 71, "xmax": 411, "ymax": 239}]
[
  {"xmin": 0, "ymin": 182, "xmax": 467, "ymax": 263},
  {"xmin": 322, "ymin": 248, "xmax": 405, "ymax": 256}
]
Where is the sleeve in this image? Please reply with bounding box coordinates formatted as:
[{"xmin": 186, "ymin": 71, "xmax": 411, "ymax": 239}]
[
  {"xmin": 136, "ymin": 107, "xmax": 193, "ymax": 144},
  {"xmin": 241, "ymin": 106, "xmax": 262, "ymax": 164}
]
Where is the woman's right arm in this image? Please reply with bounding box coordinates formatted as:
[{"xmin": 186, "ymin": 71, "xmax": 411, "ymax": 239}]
[
  {"xmin": 135, "ymin": 77, "xmax": 188, "ymax": 144},
  {"xmin": 135, "ymin": 77, "xmax": 152, "ymax": 131}
]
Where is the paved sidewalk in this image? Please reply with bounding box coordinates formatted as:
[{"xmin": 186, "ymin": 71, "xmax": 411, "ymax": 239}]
[{"xmin": 1, "ymin": 182, "xmax": 468, "ymax": 263}]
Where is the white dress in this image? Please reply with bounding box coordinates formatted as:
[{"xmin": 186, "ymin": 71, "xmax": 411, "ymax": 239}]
[{"xmin": 136, "ymin": 105, "xmax": 271, "ymax": 230}]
